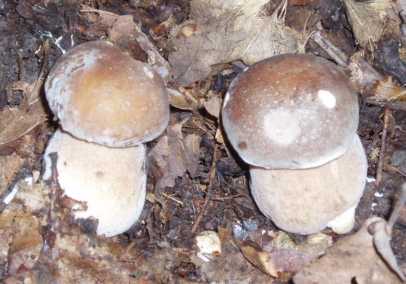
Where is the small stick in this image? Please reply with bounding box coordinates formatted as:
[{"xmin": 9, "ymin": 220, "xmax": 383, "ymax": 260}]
[
  {"xmin": 80, "ymin": 6, "xmax": 118, "ymax": 17},
  {"xmin": 311, "ymin": 30, "xmax": 349, "ymax": 66},
  {"xmin": 365, "ymin": 98, "xmax": 406, "ymax": 112},
  {"xmin": 384, "ymin": 164, "xmax": 406, "ymax": 178},
  {"xmin": 376, "ymin": 108, "xmax": 392, "ymax": 186},
  {"xmin": 191, "ymin": 143, "xmax": 219, "ymax": 234},
  {"xmin": 161, "ymin": 192, "xmax": 184, "ymax": 207}
]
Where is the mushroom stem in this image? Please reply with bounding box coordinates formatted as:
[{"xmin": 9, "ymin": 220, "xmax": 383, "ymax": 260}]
[
  {"xmin": 249, "ymin": 135, "xmax": 367, "ymax": 235},
  {"xmin": 44, "ymin": 130, "xmax": 146, "ymax": 237}
]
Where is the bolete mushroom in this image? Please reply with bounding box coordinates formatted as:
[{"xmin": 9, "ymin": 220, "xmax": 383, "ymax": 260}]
[
  {"xmin": 222, "ymin": 54, "xmax": 359, "ymax": 169},
  {"xmin": 43, "ymin": 130, "xmax": 146, "ymax": 237},
  {"xmin": 43, "ymin": 40, "xmax": 169, "ymax": 236},
  {"xmin": 250, "ymin": 135, "xmax": 367, "ymax": 235},
  {"xmin": 221, "ymin": 54, "xmax": 367, "ymax": 235}
]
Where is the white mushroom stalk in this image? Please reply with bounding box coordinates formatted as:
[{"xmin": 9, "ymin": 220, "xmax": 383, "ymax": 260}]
[
  {"xmin": 250, "ymin": 136, "xmax": 367, "ymax": 235},
  {"xmin": 44, "ymin": 130, "xmax": 146, "ymax": 237}
]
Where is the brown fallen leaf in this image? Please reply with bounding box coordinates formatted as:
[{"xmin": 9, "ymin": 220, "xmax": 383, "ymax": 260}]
[
  {"xmin": 0, "ymin": 153, "xmax": 24, "ymax": 196},
  {"xmin": 80, "ymin": 7, "xmax": 171, "ymax": 82},
  {"xmin": 203, "ymin": 92, "xmax": 222, "ymax": 118},
  {"xmin": 239, "ymin": 232, "xmax": 332, "ymax": 279},
  {"xmin": 183, "ymin": 133, "xmax": 202, "ymax": 178},
  {"xmin": 168, "ymin": 0, "xmax": 299, "ymax": 85},
  {"xmin": 0, "ymin": 210, "xmax": 43, "ymax": 276},
  {"xmin": 294, "ymin": 185, "xmax": 406, "ymax": 284},
  {"xmin": 1, "ymin": 41, "xmax": 49, "ymax": 148},
  {"xmin": 344, "ymin": 0, "xmax": 400, "ymax": 49},
  {"xmin": 108, "ymin": 15, "xmax": 171, "ymax": 81},
  {"xmin": 372, "ymin": 77, "xmax": 406, "ymax": 101},
  {"xmin": 294, "ymin": 219, "xmax": 403, "ymax": 283},
  {"xmin": 149, "ymin": 115, "xmax": 201, "ymax": 189},
  {"xmin": 0, "ymin": 102, "xmax": 47, "ymax": 147},
  {"xmin": 7, "ymin": 214, "xmax": 43, "ymax": 275}
]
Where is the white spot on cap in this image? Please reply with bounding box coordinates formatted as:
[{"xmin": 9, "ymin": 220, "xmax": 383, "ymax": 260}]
[
  {"xmin": 264, "ymin": 109, "xmax": 300, "ymax": 145},
  {"xmin": 143, "ymin": 66, "xmax": 154, "ymax": 79},
  {"xmin": 318, "ymin": 90, "xmax": 336, "ymax": 109}
]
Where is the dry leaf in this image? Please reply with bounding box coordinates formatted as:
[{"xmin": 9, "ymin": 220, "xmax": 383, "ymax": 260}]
[
  {"xmin": 344, "ymin": 0, "xmax": 400, "ymax": 49},
  {"xmin": 108, "ymin": 15, "xmax": 170, "ymax": 81},
  {"xmin": 0, "ymin": 101, "xmax": 47, "ymax": 147},
  {"xmin": 348, "ymin": 52, "xmax": 406, "ymax": 101},
  {"xmin": 169, "ymin": 0, "xmax": 299, "ymax": 85},
  {"xmin": 203, "ymin": 93, "xmax": 222, "ymax": 118},
  {"xmin": 372, "ymin": 77, "xmax": 406, "ymax": 101},
  {"xmin": 149, "ymin": 116, "xmax": 201, "ymax": 188},
  {"xmin": 80, "ymin": 7, "xmax": 171, "ymax": 82},
  {"xmin": 240, "ymin": 232, "xmax": 332, "ymax": 278},
  {"xmin": 293, "ymin": 218, "xmax": 404, "ymax": 284},
  {"xmin": 240, "ymin": 242, "xmax": 282, "ymax": 277},
  {"xmin": 0, "ymin": 153, "xmax": 24, "ymax": 196},
  {"xmin": 0, "ymin": 211, "xmax": 43, "ymax": 275},
  {"xmin": 183, "ymin": 134, "xmax": 202, "ymax": 178},
  {"xmin": 348, "ymin": 52, "xmax": 384, "ymax": 94}
]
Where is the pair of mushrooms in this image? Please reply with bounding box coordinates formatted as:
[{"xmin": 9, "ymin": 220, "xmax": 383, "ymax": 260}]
[
  {"xmin": 42, "ymin": 41, "xmax": 365, "ymax": 237},
  {"xmin": 43, "ymin": 41, "xmax": 169, "ymax": 237},
  {"xmin": 222, "ymin": 54, "xmax": 367, "ymax": 235}
]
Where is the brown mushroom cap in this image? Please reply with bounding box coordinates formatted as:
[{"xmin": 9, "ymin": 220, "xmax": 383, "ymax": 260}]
[
  {"xmin": 250, "ymin": 135, "xmax": 367, "ymax": 235},
  {"xmin": 222, "ymin": 54, "xmax": 359, "ymax": 169},
  {"xmin": 45, "ymin": 40, "xmax": 169, "ymax": 147}
]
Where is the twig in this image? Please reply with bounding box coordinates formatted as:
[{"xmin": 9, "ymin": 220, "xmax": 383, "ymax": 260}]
[
  {"xmin": 211, "ymin": 194, "xmax": 245, "ymax": 201},
  {"xmin": 376, "ymin": 108, "xmax": 392, "ymax": 187},
  {"xmin": 80, "ymin": 6, "xmax": 118, "ymax": 17},
  {"xmin": 161, "ymin": 192, "xmax": 184, "ymax": 206},
  {"xmin": 191, "ymin": 143, "xmax": 220, "ymax": 234},
  {"xmin": 365, "ymin": 98, "xmax": 406, "ymax": 112},
  {"xmin": 384, "ymin": 164, "xmax": 406, "ymax": 178},
  {"xmin": 311, "ymin": 30, "xmax": 349, "ymax": 66}
]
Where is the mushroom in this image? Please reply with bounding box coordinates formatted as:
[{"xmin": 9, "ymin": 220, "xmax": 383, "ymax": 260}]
[
  {"xmin": 250, "ymin": 135, "xmax": 367, "ymax": 235},
  {"xmin": 222, "ymin": 54, "xmax": 359, "ymax": 169},
  {"xmin": 43, "ymin": 40, "xmax": 169, "ymax": 236},
  {"xmin": 43, "ymin": 130, "xmax": 146, "ymax": 237},
  {"xmin": 221, "ymin": 54, "xmax": 367, "ymax": 234}
]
